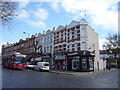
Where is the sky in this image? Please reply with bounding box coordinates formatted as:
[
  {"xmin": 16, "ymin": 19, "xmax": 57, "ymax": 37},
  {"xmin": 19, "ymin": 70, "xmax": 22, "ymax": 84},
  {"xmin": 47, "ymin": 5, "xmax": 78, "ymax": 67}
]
[{"xmin": 1, "ymin": 0, "xmax": 119, "ymax": 53}]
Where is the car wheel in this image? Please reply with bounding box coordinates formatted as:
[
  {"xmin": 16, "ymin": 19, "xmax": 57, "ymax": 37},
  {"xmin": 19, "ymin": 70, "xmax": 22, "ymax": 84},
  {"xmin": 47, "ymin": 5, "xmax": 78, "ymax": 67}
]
[
  {"xmin": 39, "ymin": 68, "xmax": 41, "ymax": 72},
  {"xmin": 32, "ymin": 67, "xmax": 34, "ymax": 70}
]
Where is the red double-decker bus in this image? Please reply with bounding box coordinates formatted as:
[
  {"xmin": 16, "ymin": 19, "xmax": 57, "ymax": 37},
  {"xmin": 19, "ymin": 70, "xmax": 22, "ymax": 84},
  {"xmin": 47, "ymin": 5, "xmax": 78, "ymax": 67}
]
[{"xmin": 2, "ymin": 52, "xmax": 27, "ymax": 69}]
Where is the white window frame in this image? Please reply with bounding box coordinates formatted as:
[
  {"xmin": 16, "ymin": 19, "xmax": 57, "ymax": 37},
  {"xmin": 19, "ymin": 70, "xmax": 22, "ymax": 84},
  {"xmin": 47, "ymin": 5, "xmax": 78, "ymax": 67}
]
[
  {"xmin": 74, "ymin": 43, "xmax": 77, "ymax": 51},
  {"xmin": 81, "ymin": 42, "xmax": 87, "ymax": 50}
]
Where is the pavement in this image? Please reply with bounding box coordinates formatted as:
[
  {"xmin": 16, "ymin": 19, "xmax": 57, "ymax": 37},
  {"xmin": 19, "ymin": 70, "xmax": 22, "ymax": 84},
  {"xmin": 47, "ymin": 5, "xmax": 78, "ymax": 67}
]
[{"xmin": 49, "ymin": 68, "xmax": 118, "ymax": 77}]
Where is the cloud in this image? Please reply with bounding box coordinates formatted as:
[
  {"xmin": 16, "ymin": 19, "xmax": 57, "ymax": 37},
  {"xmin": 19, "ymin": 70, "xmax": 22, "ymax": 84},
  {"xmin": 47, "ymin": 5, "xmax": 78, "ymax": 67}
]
[
  {"xmin": 34, "ymin": 8, "xmax": 49, "ymax": 20},
  {"xmin": 17, "ymin": 9, "xmax": 30, "ymax": 19},
  {"xmin": 99, "ymin": 38, "xmax": 108, "ymax": 50},
  {"xmin": 50, "ymin": 1, "xmax": 60, "ymax": 12},
  {"xmin": 26, "ymin": 8, "xmax": 49, "ymax": 28},
  {"xmin": 27, "ymin": 20, "xmax": 46, "ymax": 27},
  {"xmin": 16, "ymin": 8, "xmax": 48, "ymax": 28},
  {"xmin": 57, "ymin": 0, "xmax": 118, "ymax": 32},
  {"xmin": 18, "ymin": 0, "xmax": 29, "ymax": 9}
]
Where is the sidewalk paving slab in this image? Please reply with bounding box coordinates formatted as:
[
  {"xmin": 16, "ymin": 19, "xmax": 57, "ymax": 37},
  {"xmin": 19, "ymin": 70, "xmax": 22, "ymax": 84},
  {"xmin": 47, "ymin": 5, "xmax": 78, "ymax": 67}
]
[{"xmin": 49, "ymin": 68, "xmax": 117, "ymax": 77}]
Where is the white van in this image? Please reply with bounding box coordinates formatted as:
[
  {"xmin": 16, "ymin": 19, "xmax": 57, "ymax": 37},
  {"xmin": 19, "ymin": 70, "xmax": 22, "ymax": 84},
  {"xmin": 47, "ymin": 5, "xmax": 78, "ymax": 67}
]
[{"xmin": 33, "ymin": 62, "xmax": 49, "ymax": 71}]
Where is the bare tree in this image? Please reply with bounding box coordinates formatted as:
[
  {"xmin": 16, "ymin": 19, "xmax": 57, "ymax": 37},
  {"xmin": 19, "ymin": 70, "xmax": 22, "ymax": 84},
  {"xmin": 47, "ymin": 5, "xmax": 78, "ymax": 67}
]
[
  {"xmin": 103, "ymin": 33, "xmax": 120, "ymax": 68},
  {"xmin": 33, "ymin": 40, "xmax": 42, "ymax": 65},
  {"xmin": 0, "ymin": 1, "xmax": 18, "ymax": 28}
]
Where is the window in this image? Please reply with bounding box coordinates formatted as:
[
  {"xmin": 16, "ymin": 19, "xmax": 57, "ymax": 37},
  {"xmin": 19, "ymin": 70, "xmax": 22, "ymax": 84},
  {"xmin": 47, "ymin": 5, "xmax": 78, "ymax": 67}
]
[
  {"xmin": 50, "ymin": 36, "xmax": 52, "ymax": 42},
  {"xmin": 50, "ymin": 46, "xmax": 52, "ymax": 52},
  {"xmin": 74, "ymin": 43, "xmax": 77, "ymax": 51},
  {"xmin": 47, "ymin": 36, "xmax": 49, "ymax": 43},
  {"xmin": 69, "ymin": 30, "xmax": 72, "ymax": 40},
  {"xmin": 59, "ymin": 32, "xmax": 61, "ymax": 41},
  {"xmin": 47, "ymin": 46, "xmax": 49, "ymax": 53},
  {"xmin": 81, "ymin": 30, "xmax": 86, "ymax": 37},
  {"xmin": 74, "ymin": 31, "xmax": 77, "ymax": 39},
  {"xmin": 44, "ymin": 37, "xmax": 46, "ymax": 44},
  {"xmin": 63, "ymin": 31, "xmax": 65, "ymax": 40},
  {"xmin": 81, "ymin": 25, "xmax": 85, "ymax": 30},
  {"xmin": 69, "ymin": 44, "xmax": 72, "ymax": 52},
  {"xmin": 81, "ymin": 42, "xmax": 87, "ymax": 50},
  {"xmin": 44, "ymin": 47, "xmax": 46, "ymax": 53}
]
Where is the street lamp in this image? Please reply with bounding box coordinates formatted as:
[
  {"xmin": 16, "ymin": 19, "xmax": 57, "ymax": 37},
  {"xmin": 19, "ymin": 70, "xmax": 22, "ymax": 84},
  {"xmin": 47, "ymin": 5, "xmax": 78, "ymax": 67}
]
[
  {"xmin": 23, "ymin": 32, "xmax": 30, "ymax": 55},
  {"xmin": 89, "ymin": 44, "xmax": 95, "ymax": 73},
  {"xmin": 103, "ymin": 45, "xmax": 106, "ymax": 71},
  {"xmin": 23, "ymin": 32, "xmax": 30, "ymax": 38}
]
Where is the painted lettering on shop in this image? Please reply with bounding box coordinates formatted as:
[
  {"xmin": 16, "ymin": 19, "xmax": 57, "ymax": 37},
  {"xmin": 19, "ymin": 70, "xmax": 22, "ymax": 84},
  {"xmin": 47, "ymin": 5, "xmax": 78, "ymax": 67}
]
[{"xmin": 67, "ymin": 52, "xmax": 78, "ymax": 56}]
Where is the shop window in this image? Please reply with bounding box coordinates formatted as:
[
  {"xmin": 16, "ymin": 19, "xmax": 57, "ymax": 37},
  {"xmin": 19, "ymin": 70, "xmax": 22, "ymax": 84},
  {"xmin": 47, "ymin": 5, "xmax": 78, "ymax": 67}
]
[
  {"xmin": 72, "ymin": 59, "xmax": 79, "ymax": 70},
  {"xmin": 89, "ymin": 60, "xmax": 93, "ymax": 70}
]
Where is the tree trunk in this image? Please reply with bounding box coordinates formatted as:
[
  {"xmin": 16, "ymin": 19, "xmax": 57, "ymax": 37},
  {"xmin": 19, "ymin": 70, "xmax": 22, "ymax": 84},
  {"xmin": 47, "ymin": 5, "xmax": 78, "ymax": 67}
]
[{"xmin": 33, "ymin": 48, "xmax": 36, "ymax": 65}]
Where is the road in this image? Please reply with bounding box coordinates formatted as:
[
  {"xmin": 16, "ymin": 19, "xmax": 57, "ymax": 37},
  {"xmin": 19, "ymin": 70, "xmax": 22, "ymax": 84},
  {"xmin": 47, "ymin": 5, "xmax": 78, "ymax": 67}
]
[{"xmin": 2, "ymin": 67, "xmax": 119, "ymax": 88}]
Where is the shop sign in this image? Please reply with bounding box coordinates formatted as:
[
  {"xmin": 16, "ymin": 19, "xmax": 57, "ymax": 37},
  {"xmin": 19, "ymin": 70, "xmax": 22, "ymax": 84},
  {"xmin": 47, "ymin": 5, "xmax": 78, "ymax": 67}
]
[
  {"xmin": 67, "ymin": 52, "xmax": 78, "ymax": 56},
  {"xmin": 54, "ymin": 55, "xmax": 66, "ymax": 60}
]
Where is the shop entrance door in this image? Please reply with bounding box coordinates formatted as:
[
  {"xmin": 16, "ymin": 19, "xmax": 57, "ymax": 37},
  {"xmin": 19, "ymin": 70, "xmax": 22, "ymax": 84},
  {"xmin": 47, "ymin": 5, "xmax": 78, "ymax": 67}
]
[{"xmin": 81, "ymin": 57, "xmax": 87, "ymax": 71}]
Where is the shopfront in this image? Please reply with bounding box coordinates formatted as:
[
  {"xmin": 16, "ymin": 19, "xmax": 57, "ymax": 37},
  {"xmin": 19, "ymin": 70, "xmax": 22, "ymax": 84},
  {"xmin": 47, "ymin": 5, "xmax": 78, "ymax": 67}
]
[
  {"xmin": 67, "ymin": 51, "xmax": 95, "ymax": 72},
  {"xmin": 41, "ymin": 54, "xmax": 53, "ymax": 69},
  {"xmin": 52, "ymin": 53, "xmax": 67, "ymax": 71}
]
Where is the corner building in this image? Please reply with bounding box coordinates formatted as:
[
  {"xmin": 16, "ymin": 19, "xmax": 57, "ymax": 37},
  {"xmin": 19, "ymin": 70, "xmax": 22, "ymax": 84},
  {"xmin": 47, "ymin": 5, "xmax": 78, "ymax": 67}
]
[{"xmin": 52, "ymin": 19, "xmax": 100, "ymax": 72}]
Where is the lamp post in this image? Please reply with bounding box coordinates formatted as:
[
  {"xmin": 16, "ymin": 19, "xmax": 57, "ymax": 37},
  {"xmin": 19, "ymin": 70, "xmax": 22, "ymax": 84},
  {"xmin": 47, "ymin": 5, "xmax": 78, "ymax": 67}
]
[
  {"xmin": 23, "ymin": 32, "xmax": 30, "ymax": 55},
  {"xmin": 23, "ymin": 32, "xmax": 30, "ymax": 38},
  {"xmin": 103, "ymin": 45, "xmax": 106, "ymax": 71},
  {"xmin": 89, "ymin": 44, "xmax": 95, "ymax": 73}
]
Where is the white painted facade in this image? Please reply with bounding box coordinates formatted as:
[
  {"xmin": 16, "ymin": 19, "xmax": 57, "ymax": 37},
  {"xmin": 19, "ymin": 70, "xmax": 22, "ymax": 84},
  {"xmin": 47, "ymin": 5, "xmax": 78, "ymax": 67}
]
[
  {"xmin": 66, "ymin": 19, "xmax": 101, "ymax": 70},
  {"xmin": 79, "ymin": 19, "xmax": 101, "ymax": 70},
  {"xmin": 35, "ymin": 19, "xmax": 101, "ymax": 71},
  {"xmin": 36, "ymin": 30, "xmax": 54, "ymax": 54}
]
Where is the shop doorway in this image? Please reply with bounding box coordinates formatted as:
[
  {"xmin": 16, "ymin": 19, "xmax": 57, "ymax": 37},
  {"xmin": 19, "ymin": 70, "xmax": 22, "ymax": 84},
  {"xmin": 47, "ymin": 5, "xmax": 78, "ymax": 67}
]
[{"xmin": 81, "ymin": 57, "xmax": 87, "ymax": 71}]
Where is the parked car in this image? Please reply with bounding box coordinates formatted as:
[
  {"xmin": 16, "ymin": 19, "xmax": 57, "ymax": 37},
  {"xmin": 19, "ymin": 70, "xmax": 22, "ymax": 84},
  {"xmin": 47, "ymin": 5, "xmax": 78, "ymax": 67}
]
[
  {"xmin": 33, "ymin": 62, "xmax": 49, "ymax": 71},
  {"xmin": 26, "ymin": 62, "xmax": 34, "ymax": 69}
]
